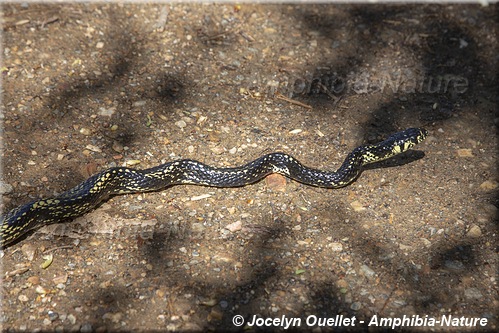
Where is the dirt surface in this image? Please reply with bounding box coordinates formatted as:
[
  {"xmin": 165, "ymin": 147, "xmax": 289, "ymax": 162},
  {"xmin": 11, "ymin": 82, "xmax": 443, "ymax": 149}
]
[{"xmin": 1, "ymin": 3, "xmax": 497, "ymax": 332}]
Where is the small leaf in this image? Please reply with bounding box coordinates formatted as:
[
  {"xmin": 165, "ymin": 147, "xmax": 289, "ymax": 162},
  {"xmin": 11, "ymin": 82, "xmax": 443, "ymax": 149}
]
[
  {"xmin": 41, "ymin": 254, "xmax": 53, "ymax": 269},
  {"xmin": 146, "ymin": 114, "xmax": 153, "ymax": 127}
]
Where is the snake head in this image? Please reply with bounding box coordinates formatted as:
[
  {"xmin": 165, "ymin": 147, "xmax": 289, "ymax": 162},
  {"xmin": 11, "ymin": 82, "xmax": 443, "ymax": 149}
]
[
  {"xmin": 408, "ymin": 127, "xmax": 428, "ymax": 144},
  {"xmin": 390, "ymin": 128, "xmax": 428, "ymax": 152}
]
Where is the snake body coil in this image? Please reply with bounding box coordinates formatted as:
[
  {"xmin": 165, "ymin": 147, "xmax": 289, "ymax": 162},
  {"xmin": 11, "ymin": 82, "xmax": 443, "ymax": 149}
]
[{"xmin": 1, "ymin": 128, "xmax": 427, "ymax": 246}]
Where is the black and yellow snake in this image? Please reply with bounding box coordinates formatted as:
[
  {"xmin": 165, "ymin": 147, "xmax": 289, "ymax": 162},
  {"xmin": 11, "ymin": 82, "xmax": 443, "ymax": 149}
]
[{"xmin": 1, "ymin": 128, "xmax": 427, "ymax": 246}]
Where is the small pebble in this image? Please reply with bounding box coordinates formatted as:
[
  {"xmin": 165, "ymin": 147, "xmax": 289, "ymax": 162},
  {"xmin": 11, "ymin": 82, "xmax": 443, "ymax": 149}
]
[
  {"xmin": 393, "ymin": 299, "xmax": 407, "ymax": 307},
  {"xmin": 98, "ymin": 107, "xmax": 115, "ymax": 117},
  {"xmin": 27, "ymin": 276, "xmax": 40, "ymax": 285},
  {"xmin": 466, "ymin": 224, "xmax": 482, "ymax": 238},
  {"xmin": 225, "ymin": 220, "xmax": 242, "ymax": 232},
  {"xmin": 444, "ymin": 260, "xmax": 464, "ymax": 271},
  {"xmin": 48, "ymin": 310, "xmax": 59, "ymax": 321},
  {"xmin": 265, "ymin": 173, "xmax": 287, "ymax": 192},
  {"xmin": 36, "ymin": 285, "xmax": 50, "ymax": 294},
  {"xmin": 350, "ymin": 302, "xmax": 362, "ymax": 311},
  {"xmin": 112, "ymin": 141, "xmax": 124, "ymax": 153},
  {"xmin": 209, "ymin": 308, "xmax": 223, "ymax": 321},
  {"xmin": 67, "ymin": 314, "xmax": 77, "ymax": 325},
  {"xmin": 464, "ymin": 287, "xmax": 483, "ymax": 300},
  {"xmin": 210, "ymin": 146, "xmax": 225, "ymax": 155},
  {"xmin": 125, "ymin": 160, "xmax": 141, "ymax": 166},
  {"xmin": 191, "ymin": 223, "xmax": 205, "ymax": 233},
  {"xmin": 79, "ymin": 128, "xmax": 92, "ymax": 136},
  {"xmin": 81, "ymin": 323, "xmax": 93, "ymax": 333},
  {"xmin": 85, "ymin": 144, "xmax": 102, "ymax": 153},
  {"xmin": 350, "ymin": 200, "xmax": 366, "ymax": 212},
  {"xmin": 175, "ymin": 120, "xmax": 187, "ymax": 129},
  {"xmin": 480, "ymin": 180, "xmax": 498, "ymax": 191},
  {"xmin": 420, "ymin": 238, "xmax": 432, "ymax": 247},
  {"xmin": 18, "ymin": 295, "xmax": 29, "ymax": 302},
  {"xmin": 456, "ymin": 148, "xmax": 473, "ymax": 157},
  {"xmin": 200, "ymin": 298, "xmax": 217, "ymax": 306},
  {"xmin": 133, "ymin": 100, "xmax": 146, "ymax": 107},
  {"xmin": 21, "ymin": 243, "xmax": 36, "ymax": 261},
  {"xmin": 336, "ymin": 279, "xmax": 349, "ymax": 289},
  {"xmin": 52, "ymin": 273, "xmax": 68, "ymax": 285},
  {"xmin": 360, "ymin": 264, "xmax": 376, "ymax": 278},
  {"xmin": 329, "ymin": 242, "xmax": 343, "ymax": 251},
  {"xmin": 399, "ymin": 243, "xmax": 412, "ymax": 251},
  {"xmin": 102, "ymin": 312, "xmax": 122, "ymax": 323},
  {"xmin": 0, "ymin": 181, "xmax": 13, "ymax": 194}
]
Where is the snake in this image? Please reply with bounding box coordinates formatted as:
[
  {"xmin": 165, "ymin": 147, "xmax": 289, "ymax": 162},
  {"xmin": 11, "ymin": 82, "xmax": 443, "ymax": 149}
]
[{"xmin": 1, "ymin": 127, "xmax": 427, "ymax": 247}]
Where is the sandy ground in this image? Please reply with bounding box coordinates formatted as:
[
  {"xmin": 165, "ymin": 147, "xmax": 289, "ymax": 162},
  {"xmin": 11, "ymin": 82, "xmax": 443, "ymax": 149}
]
[{"xmin": 1, "ymin": 3, "xmax": 497, "ymax": 332}]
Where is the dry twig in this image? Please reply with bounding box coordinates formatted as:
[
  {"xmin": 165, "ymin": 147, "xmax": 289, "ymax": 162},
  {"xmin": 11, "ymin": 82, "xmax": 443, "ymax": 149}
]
[{"xmin": 275, "ymin": 93, "xmax": 312, "ymax": 109}]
